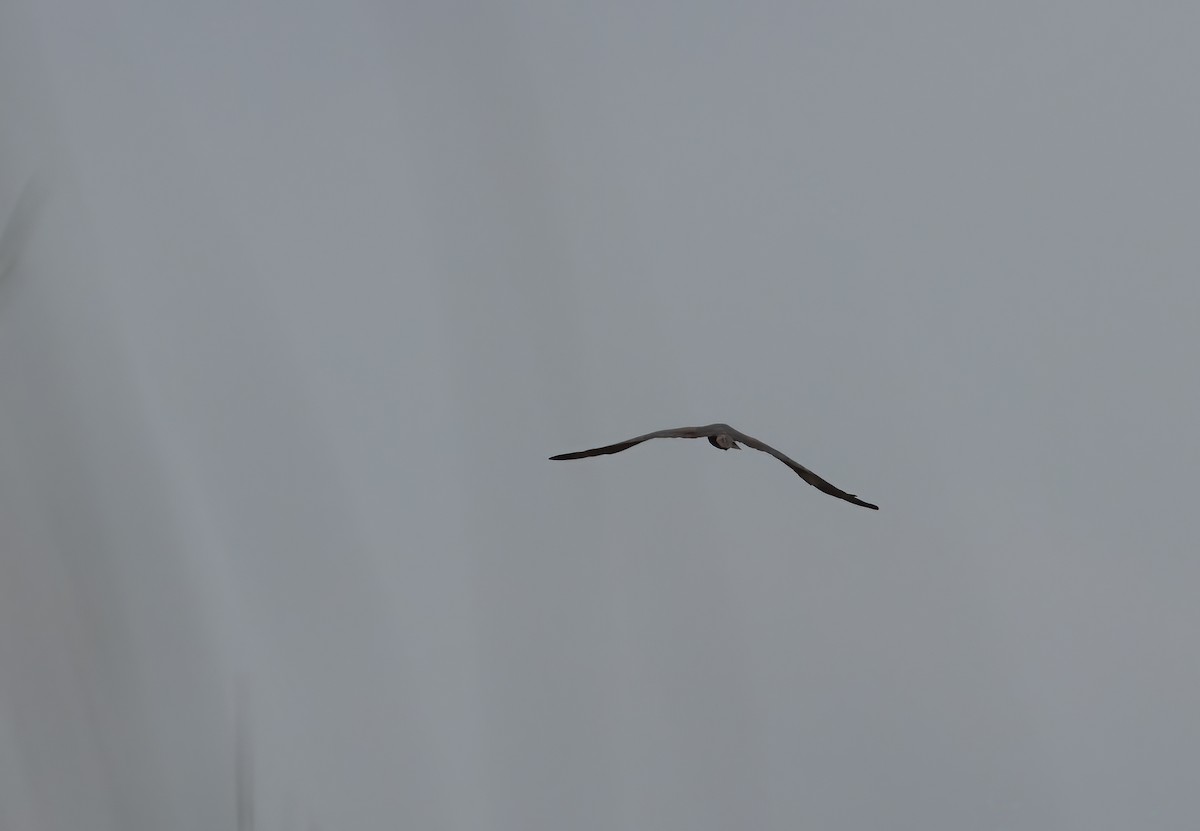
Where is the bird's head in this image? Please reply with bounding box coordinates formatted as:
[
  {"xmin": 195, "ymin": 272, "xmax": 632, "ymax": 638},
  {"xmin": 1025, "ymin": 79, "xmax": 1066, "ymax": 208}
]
[{"xmin": 708, "ymin": 434, "xmax": 741, "ymax": 450}]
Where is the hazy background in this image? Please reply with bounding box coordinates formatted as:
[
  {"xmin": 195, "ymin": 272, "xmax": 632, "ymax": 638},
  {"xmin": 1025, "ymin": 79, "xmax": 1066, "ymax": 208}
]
[{"xmin": 2, "ymin": 2, "xmax": 1198, "ymax": 829}]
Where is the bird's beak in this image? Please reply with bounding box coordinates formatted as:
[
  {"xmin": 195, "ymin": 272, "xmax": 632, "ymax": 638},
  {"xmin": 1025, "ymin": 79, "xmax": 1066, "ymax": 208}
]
[{"xmin": 731, "ymin": 442, "xmax": 742, "ymax": 449}]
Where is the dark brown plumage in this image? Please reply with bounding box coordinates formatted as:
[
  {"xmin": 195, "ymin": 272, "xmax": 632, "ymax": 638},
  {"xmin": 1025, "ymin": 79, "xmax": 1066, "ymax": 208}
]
[{"xmin": 551, "ymin": 423, "xmax": 878, "ymax": 510}]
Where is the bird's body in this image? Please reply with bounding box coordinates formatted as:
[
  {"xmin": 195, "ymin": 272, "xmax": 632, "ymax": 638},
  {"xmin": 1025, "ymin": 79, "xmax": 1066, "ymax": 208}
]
[{"xmin": 550, "ymin": 422, "xmax": 878, "ymax": 510}]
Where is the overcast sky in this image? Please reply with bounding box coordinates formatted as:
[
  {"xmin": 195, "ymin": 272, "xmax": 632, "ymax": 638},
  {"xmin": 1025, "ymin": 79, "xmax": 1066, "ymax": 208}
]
[{"xmin": 2, "ymin": 2, "xmax": 1199, "ymax": 829}]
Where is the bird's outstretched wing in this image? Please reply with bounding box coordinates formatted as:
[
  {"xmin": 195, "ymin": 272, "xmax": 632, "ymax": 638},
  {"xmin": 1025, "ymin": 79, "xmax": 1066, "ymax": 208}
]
[
  {"xmin": 727, "ymin": 427, "xmax": 879, "ymax": 510},
  {"xmin": 549, "ymin": 425, "xmax": 717, "ymax": 460}
]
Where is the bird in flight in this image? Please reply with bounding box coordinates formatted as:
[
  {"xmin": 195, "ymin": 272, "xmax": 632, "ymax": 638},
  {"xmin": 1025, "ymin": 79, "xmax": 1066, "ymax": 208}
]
[{"xmin": 550, "ymin": 423, "xmax": 878, "ymax": 510}]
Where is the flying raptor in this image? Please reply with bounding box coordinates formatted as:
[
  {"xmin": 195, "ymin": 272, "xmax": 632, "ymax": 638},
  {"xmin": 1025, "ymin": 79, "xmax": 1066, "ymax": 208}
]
[{"xmin": 550, "ymin": 423, "xmax": 878, "ymax": 510}]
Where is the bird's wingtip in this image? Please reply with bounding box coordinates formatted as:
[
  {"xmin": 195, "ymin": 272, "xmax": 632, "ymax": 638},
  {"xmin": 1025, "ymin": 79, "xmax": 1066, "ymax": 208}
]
[{"xmin": 847, "ymin": 493, "xmax": 879, "ymax": 510}]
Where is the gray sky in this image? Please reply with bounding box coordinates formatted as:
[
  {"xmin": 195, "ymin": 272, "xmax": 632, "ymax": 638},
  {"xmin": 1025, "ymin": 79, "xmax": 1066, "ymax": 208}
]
[{"xmin": 2, "ymin": 1, "xmax": 1198, "ymax": 829}]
